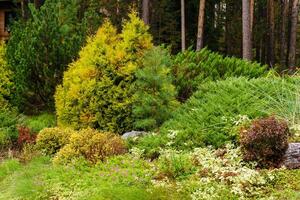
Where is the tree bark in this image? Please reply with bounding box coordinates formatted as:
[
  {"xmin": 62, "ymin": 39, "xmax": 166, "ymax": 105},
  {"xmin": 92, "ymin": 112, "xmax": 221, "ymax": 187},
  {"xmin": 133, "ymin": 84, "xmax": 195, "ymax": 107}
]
[
  {"xmin": 267, "ymin": 0, "xmax": 275, "ymax": 67},
  {"xmin": 21, "ymin": 0, "xmax": 25, "ymax": 18},
  {"xmin": 280, "ymin": 0, "xmax": 289, "ymax": 69},
  {"xmin": 288, "ymin": 0, "xmax": 299, "ymax": 70},
  {"xmin": 250, "ymin": 0, "xmax": 254, "ymax": 32},
  {"xmin": 34, "ymin": 0, "xmax": 41, "ymax": 8},
  {"xmin": 142, "ymin": 0, "xmax": 150, "ymax": 25},
  {"xmin": 181, "ymin": 0, "xmax": 186, "ymax": 51},
  {"xmin": 196, "ymin": 0, "xmax": 206, "ymax": 51},
  {"xmin": 242, "ymin": 0, "xmax": 252, "ymax": 60}
]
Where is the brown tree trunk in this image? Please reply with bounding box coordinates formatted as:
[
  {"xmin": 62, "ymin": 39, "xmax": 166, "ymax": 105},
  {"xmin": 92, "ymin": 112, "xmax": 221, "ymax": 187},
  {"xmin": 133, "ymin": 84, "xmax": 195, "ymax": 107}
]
[
  {"xmin": 142, "ymin": 0, "xmax": 150, "ymax": 25},
  {"xmin": 181, "ymin": 0, "xmax": 186, "ymax": 51},
  {"xmin": 250, "ymin": 0, "xmax": 254, "ymax": 32},
  {"xmin": 280, "ymin": 0, "xmax": 289, "ymax": 69},
  {"xmin": 242, "ymin": 0, "xmax": 252, "ymax": 60},
  {"xmin": 196, "ymin": 0, "xmax": 206, "ymax": 51},
  {"xmin": 267, "ymin": 0, "xmax": 275, "ymax": 67},
  {"xmin": 21, "ymin": 0, "xmax": 25, "ymax": 18},
  {"xmin": 288, "ymin": 0, "xmax": 299, "ymax": 70},
  {"xmin": 34, "ymin": 0, "xmax": 41, "ymax": 8}
]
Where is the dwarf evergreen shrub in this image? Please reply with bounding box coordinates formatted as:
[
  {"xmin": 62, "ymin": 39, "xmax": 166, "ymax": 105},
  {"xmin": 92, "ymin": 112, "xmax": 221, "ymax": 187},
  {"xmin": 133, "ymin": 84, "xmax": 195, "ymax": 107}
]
[
  {"xmin": 55, "ymin": 12, "xmax": 152, "ymax": 134},
  {"xmin": 173, "ymin": 48, "xmax": 268, "ymax": 101},
  {"xmin": 133, "ymin": 47, "xmax": 179, "ymax": 131},
  {"xmin": 53, "ymin": 128, "xmax": 127, "ymax": 164},
  {"xmin": 136, "ymin": 77, "xmax": 300, "ymax": 152},
  {"xmin": 36, "ymin": 127, "xmax": 74, "ymax": 155}
]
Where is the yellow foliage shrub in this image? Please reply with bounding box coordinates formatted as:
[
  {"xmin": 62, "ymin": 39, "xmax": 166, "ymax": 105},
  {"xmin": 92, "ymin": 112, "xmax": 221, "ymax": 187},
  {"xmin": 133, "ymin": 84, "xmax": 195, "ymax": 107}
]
[
  {"xmin": 53, "ymin": 128, "xmax": 127, "ymax": 165},
  {"xmin": 36, "ymin": 127, "xmax": 74, "ymax": 155},
  {"xmin": 55, "ymin": 12, "xmax": 153, "ymax": 133},
  {"xmin": 0, "ymin": 42, "xmax": 13, "ymax": 106}
]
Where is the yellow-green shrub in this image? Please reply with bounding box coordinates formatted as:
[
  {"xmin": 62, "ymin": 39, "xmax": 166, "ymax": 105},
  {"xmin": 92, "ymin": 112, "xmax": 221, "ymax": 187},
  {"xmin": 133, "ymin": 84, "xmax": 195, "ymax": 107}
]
[
  {"xmin": 0, "ymin": 42, "xmax": 13, "ymax": 106},
  {"xmin": 53, "ymin": 128, "xmax": 127, "ymax": 164},
  {"xmin": 36, "ymin": 127, "xmax": 74, "ymax": 155},
  {"xmin": 55, "ymin": 12, "xmax": 153, "ymax": 134}
]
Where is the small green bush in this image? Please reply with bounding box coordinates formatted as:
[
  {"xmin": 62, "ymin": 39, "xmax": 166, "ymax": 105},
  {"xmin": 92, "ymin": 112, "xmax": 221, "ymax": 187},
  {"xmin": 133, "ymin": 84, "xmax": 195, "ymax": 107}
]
[
  {"xmin": 136, "ymin": 77, "xmax": 300, "ymax": 152},
  {"xmin": 53, "ymin": 128, "xmax": 127, "ymax": 165},
  {"xmin": 0, "ymin": 109, "xmax": 18, "ymax": 150},
  {"xmin": 172, "ymin": 48, "xmax": 268, "ymax": 101},
  {"xmin": 55, "ymin": 12, "xmax": 153, "ymax": 134},
  {"xmin": 156, "ymin": 149, "xmax": 195, "ymax": 180},
  {"xmin": 133, "ymin": 47, "xmax": 179, "ymax": 131},
  {"xmin": 240, "ymin": 117, "xmax": 290, "ymax": 168},
  {"xmin": 22, "ymin": 113, "xmax": 56, "ymax": 133},
  {"xmin": 36, "ymin": 127, "xmax": 74, "ymax": 155}
]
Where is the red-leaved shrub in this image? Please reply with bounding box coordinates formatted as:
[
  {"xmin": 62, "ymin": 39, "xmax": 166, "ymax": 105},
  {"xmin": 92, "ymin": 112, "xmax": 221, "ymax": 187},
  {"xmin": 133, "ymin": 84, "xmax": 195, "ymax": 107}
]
[
  {"xmin": 17, "ymin": 126, "xmax": 36, "ymax": 148},
  {"xmin": 240, "ymin": 116, "xmax": 290, "ymax": 168}
]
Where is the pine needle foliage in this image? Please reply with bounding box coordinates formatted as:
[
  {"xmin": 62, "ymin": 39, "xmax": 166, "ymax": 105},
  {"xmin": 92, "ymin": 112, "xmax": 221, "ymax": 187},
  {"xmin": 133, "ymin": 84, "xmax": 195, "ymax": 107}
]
[
  {"xmin": 173, "ymin": 48, "xmax": 268, "ymax": 102},
  {"xmin": 133, "ymin": 47, "xmax": 179, "ymax": 131}
]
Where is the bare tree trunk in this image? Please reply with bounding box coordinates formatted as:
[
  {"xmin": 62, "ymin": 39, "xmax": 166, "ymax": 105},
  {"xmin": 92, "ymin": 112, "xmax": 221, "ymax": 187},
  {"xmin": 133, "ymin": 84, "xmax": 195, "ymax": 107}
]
[
  {"xmin": 288, "ymin": 0, "xmax": 299, "ymax": 70},
  {"xmin": 250, "ymin": 0, "xmax": 254, "ymax": 32},
  {"xmin": 196, "ymin": 0, "xmax": 206, "ymax": 51},
  {"xmin": 181, "ymin": 0, "xmax": 186, "ymax": 51},
  {"xmin": 242, "ymin": 0, "xmax": 252, "ymax": 60},
  {"xmin": 142, "ymin": 0, "xmax": 150, "ymax": 25},
  {"xmin": 267, "ymin": 0, "xmax": 275, "ymax": 67},
  {"xmin": 34, "ymin": 0, "xmax": 41, "ymax": 8},
  {"xmin": 21, "ymin": 0, "xmax": 25, "ymax": 18},
  {"xmin": 280, "ymin": 0, "xmax": 289, "ymax": 69}
]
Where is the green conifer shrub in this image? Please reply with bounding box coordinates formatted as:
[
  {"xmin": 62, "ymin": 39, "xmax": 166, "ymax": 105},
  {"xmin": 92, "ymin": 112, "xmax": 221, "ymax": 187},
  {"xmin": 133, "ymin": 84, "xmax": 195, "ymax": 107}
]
[
  {"xmin": 173, "ymin": 48, "xmax": 268, "ymax": 102},
  {"xmin": 133, "ymin": 47, "xmax": 179, "ymax": 131},
  {"xmin": 55, "ymin": 12, "xmax": 153, "ymax": 134},
  {"xmin": 135, "ymin": 77, "xmax": 300, "ymax": 153},
  {"xmin": 7, "ymin": 0, "xmax": 102, "ymax": 111}
]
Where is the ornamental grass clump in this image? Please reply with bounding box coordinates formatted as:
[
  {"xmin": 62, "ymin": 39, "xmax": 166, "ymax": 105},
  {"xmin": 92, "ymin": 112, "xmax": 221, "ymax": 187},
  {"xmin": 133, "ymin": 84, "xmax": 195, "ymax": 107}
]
[{"xmin": 240, "ymin": 116, "xmax": 290, "ymax": 168}]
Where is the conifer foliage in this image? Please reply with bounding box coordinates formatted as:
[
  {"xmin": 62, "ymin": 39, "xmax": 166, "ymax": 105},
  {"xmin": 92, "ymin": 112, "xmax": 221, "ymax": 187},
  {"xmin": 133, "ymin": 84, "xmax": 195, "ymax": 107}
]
[
  {"xmin": 133, "ymin": 47, "xmax": 179, "ymax": 131},
  {"xmin": 55, "ymin": 12, "xmax": 153, "ymax": 134},
  {"xmin": 0, "ymin": 42, "xmax": 13, "ymax": 107}
]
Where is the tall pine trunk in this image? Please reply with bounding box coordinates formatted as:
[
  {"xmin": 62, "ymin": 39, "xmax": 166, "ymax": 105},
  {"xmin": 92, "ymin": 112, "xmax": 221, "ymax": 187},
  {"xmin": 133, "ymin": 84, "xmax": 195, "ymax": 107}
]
[
  {"xmin": 181, "ymin": 0, "xmax": 186, "ymax": 51},
  {"xmin": 242, "ymin": 0, "xmax": 252, "ymax": 60},
  {"xmin": 280, "ymin": 0, "xmax": 289, "ymax": 69},
  {"xmin": 142, "ymin": 0, "xmax": 150, "ymax": 25},
  {"xmin": 288, "ymin": 0, "xmax": 299, "ymax": 70},
  {"xmin": 267, "ymin": 0, "xmax": 275, "ymax": 67},
  {"xmin": 196, "ymin": 0, "xmax": 206, "ymax": 51},
  {"xmin": 250, "ymin": 0, "xmax": 254, "ymax": 32}
]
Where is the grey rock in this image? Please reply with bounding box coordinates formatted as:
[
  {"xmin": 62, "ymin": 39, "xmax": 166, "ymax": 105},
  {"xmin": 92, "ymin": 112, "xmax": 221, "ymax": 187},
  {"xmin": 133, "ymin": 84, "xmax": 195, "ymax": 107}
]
[
  {"xmin": 121, "ymin": 131, "xmax": 147, "ymax": 139},
  {"xmin": 282, "ymin": 143, "xmax": 300, "ymax": 169}
]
